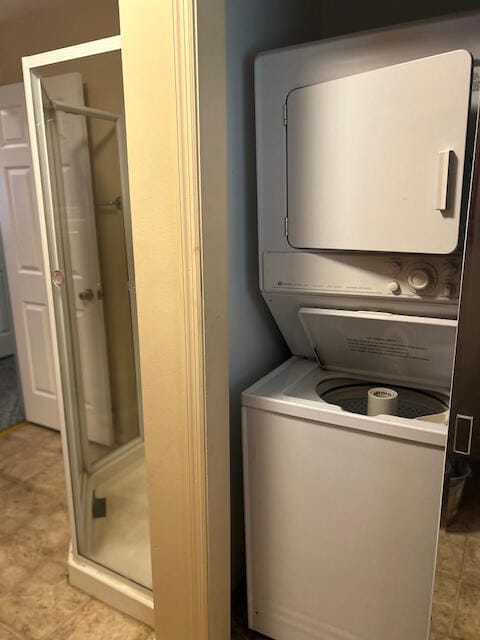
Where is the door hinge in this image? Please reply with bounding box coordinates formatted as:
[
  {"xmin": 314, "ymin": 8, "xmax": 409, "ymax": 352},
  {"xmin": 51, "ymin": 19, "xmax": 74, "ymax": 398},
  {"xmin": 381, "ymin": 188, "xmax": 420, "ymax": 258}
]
[
  {"xmin": 283, "ymin": 103, "xmax": 288, "ymax": 126},
  {"xmin": 284, "ymin": 216, "xmax": 288, "ymax": 237}
]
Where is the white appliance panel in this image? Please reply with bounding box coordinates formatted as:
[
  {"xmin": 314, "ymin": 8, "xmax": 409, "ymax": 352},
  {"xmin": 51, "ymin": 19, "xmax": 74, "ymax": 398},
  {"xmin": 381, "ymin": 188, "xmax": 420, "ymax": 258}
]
[
  {"xmin": 256, "ymin": 17, "xmax": 480, "ymax": 262},
  {"xmin": 286, "ymin": 50, "xmax": 472, "ymax": 253},
  {"xmin": 243, "ymin": 404, "xmax": 445, "ymax": 640},
  {"xmin": 263, "ymin": 251, "xmax": 461, "ymax": 300},
  {"xmin": 242, "ymin": 357, "xmax": 448, "ymax": 447},
  {"xmin": 262, "ymin": 290, "xmax": 458, "ymax": 359}
]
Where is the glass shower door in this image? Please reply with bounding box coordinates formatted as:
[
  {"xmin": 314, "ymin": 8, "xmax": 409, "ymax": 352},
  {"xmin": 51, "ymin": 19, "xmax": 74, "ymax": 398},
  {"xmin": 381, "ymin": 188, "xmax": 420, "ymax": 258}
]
[
  {"xmin": 25, "ymin": 47, "xmax": 151, "ymax": 591},
  {"xmin": 43, "ymin": 88, "xmax": 110, "ymax": 475}
]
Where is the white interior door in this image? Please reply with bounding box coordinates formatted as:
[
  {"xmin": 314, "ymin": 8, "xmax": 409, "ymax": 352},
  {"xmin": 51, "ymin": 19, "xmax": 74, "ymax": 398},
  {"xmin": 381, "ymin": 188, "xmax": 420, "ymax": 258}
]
[
  {"xmin": 0, "ymin": 229, "xmax": 15, "ymax": 358},
  {"xmin": 0, "ymin": 81, "xmax": 59, "ymax": 428},
  {"xmin": 0, "ymin": 76, "xmax": 113, "ymax": 445},
  {"xmin": 286, "ymin": 50, "xmax": 472, "ymax": 253}
]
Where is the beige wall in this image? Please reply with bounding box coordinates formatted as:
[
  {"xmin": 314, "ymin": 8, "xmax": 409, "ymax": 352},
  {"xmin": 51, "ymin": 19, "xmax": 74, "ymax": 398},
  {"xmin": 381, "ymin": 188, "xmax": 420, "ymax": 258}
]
[
  {"xmin": 0, "ymin": 0, "xmax": 119, "ymax": 84},
  {"xmin": 0, "ymin": 0, "xmax": 138, "ymax": 446}
]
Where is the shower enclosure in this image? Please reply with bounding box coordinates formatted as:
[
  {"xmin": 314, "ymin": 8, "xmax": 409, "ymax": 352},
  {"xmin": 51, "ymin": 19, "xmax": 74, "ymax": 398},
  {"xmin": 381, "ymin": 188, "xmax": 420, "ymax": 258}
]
[{"xmin": 22, "ymin": 37, "xmax": 153, "ymax": 624}]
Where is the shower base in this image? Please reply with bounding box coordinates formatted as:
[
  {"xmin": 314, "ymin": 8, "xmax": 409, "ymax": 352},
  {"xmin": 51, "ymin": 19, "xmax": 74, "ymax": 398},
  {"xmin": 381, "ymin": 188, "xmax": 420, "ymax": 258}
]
[
  {"xmin": 68, "ymin": 545, "xmax": 154, "ymax": 626},
  {"xmin": 68, "ymin": 441, "xmax": 153, "ymax": 626}
]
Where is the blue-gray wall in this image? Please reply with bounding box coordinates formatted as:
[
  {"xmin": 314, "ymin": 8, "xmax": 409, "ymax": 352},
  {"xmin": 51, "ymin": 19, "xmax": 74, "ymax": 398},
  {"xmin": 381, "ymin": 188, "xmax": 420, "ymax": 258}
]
[{"xmin": 226, "ymin": 0, "xmax": 323, "ymax": 586}]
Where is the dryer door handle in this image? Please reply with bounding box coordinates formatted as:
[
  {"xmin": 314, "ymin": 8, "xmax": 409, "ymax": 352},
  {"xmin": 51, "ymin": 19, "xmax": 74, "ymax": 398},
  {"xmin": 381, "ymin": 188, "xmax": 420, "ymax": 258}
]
[{"xmin": 436, "ymin": 149, "xmax": 452, "ymax": 212}]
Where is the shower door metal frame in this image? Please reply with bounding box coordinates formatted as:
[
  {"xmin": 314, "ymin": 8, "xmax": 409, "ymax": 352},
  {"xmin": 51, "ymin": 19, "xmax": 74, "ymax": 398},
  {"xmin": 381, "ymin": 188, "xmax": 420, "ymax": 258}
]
[
  {"xmin": 48, "ymin": 97, "xmax": 144, "ymax": 476},
  {"xmin": 22, "ymin": 35, "xmax": 144, "ymax": 574}
]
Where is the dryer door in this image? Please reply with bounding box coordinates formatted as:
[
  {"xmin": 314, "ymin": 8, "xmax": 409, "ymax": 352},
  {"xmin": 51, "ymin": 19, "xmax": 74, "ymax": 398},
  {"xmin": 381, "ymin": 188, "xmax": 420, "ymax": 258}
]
[{"xmin": 286, "ymin": 50, "xmax": 472, "ymax": 253}]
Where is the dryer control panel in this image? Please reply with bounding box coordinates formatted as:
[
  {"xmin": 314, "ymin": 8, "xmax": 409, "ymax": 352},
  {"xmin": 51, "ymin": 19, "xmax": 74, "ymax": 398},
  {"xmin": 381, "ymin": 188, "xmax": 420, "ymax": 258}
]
[{"xmin": 263, "ymin": 252, "xmax": 461, "ymax": 302}]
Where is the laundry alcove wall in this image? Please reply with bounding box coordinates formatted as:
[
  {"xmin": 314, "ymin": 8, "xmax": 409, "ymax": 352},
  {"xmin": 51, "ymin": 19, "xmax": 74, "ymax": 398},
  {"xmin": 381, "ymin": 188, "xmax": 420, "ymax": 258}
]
[
  {"xmin": 225, "ymin": 0, "xmax": 325, "ymax": 586},
  {"xmin": 225, "ymin": 0, "xmax": 480, "ymax": 589}
]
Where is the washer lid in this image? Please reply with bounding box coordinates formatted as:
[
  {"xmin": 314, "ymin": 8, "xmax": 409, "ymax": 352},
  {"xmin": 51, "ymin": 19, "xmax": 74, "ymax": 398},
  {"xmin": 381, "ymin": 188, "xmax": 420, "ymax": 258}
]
[{"xmin": 298, "ymin": 308, "xmax": 457, "ymax": 389}]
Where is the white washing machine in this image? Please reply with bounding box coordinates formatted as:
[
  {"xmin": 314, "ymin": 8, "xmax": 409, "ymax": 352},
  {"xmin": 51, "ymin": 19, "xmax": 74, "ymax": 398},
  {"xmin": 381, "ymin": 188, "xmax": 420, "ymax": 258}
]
[
  {"xmin": 243, "ymin": 39, "xmax": 478, "ymax": 640},
  {"xmin": 243, "ymin": 310, "xmax": 454, "ymax": 640}
]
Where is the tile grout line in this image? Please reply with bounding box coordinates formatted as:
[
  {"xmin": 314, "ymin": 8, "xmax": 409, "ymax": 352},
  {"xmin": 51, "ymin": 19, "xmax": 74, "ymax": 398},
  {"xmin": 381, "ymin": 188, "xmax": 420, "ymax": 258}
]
[
  {"xmin": 0, "ymin": 619, "xmax": 26, "ymax": 640},
  {"xmin": 448, "ymin": 577, "xmax": 462, "ymax": 639},
  {"xmin": 38, "ymin": 595, "xmax": 93, "ymax": 640}
]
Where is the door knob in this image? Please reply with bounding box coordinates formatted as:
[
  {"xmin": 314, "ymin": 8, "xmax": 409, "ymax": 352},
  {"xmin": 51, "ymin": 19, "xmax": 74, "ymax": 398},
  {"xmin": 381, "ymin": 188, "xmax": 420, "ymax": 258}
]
[
  {"xmin": 79, "ymin": 288, "xmax": 94, "ymax": 302},
  {"xmin": 52, "ymin": 270, "xmax": 65, "ymax": 287}
]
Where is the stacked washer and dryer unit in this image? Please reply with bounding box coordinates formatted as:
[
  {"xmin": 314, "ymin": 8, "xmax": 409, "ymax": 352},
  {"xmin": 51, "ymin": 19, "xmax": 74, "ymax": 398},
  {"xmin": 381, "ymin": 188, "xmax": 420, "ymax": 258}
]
[{"xmin": 241, "ymin": 30, "xmax": 479, "ymax": 640}]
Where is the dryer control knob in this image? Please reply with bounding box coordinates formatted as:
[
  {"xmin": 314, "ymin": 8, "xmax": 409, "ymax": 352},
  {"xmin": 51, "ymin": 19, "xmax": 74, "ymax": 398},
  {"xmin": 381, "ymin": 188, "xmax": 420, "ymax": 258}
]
[
  {"xmin": 388, "ymin": 281, "xmax": 401, "ymax": 294},
  {"xmin": 442, "ymin": 262, "xmax": 458, "ymax": 279},
  {"xmin": 407, "ymin": 268, "xmax": 435, "ymax": 292},
  {"xmin": 387, "ymin": 261, "xmax": 402, "ymax": 276}
]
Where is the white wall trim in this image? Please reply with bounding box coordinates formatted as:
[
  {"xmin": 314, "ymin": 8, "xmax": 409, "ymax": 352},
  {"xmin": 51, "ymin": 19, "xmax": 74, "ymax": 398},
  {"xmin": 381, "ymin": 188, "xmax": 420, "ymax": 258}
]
[
  {"xmin": 23, "ymin": 35, "xmax": 120, "ymax": 68},
  {"xmin": 172, "ymin": 0, "xmax": 209, "ymax": 636},
  {"xmin": 118, "ymin": 0, "xmax": 230, "ymax": 636}
]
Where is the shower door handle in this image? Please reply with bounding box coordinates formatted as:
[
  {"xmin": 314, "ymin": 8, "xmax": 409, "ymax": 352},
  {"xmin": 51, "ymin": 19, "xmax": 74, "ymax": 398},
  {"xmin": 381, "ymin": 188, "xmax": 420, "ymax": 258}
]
[{"xmin": 79, "ymin": 288, "xmax": 95, "ymax": 302}]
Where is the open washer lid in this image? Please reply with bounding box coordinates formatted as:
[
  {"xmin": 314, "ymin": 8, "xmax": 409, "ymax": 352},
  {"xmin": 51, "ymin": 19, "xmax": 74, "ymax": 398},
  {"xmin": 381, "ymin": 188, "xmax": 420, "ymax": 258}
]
[{"xmin": 298, "ymin": 308, "xmax": 457, "ymax": 389}]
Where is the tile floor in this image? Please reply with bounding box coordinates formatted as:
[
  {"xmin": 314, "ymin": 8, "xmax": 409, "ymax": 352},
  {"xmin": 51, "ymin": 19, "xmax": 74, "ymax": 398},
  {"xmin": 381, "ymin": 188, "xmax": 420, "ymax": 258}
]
[
  {"xmin": 0, "ymin": 422, "xmax": 258, "ymax": 640},
  {"xmin": 9, "ymin": 424, "xmax": 480, "ymax": 640},
  {"xmin": 430, "ymin": 463, "xmax": 480, "ymax": 640},
  {"xmin": 0, "ymin": 423, "xmax": 154, "ymax": 640}
]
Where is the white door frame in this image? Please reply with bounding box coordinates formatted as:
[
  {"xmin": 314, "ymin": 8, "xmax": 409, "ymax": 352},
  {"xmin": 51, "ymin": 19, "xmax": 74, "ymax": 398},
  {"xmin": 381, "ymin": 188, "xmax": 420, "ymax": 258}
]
[{"xmin": 118, "ymin": 0, "xmax": 230, "ymax": 638}]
